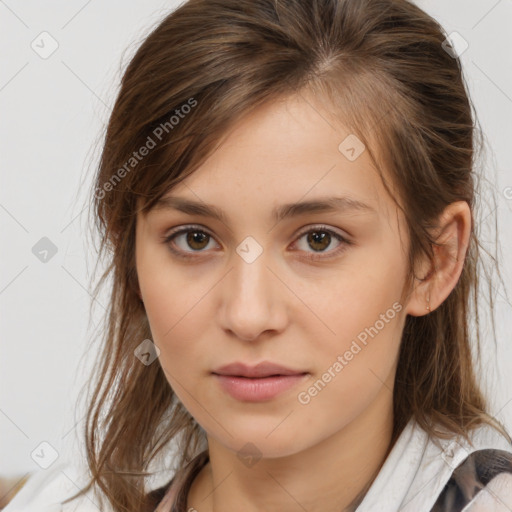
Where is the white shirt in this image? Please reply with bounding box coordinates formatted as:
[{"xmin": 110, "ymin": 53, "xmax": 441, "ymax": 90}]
[{"xmin": 4, "ymin": 419, "xmax": 512, "ymax": 512}]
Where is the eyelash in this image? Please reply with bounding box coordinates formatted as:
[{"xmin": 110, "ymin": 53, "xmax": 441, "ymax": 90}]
[{"xmin": 162, "ymin": 224, "xmax": 352, "ymax": 262}]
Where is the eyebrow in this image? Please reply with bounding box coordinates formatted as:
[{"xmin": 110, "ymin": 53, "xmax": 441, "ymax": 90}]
[{"xmin": 152, "ymin": 195, "xmax": 376, "ymax": 223}]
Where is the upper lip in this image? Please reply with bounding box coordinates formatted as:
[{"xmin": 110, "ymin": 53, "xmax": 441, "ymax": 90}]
[{"xmin": 212, "ymin": 361, "xmax": 307, "ymax": 378}]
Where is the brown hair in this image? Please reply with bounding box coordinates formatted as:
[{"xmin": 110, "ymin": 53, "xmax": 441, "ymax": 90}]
[{"xmin": 66, "ymin": 0, "xmax": 509, "ymax": 510}]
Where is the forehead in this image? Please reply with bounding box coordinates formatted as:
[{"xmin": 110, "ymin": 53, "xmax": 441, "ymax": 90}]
[{"xmin": 145, "ymin": 92, "xmax": 398, "ymax": 223}]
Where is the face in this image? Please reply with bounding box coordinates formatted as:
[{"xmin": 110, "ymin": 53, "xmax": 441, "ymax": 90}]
[{"xmin": 135, "ymin": 91, "xmax": 413, "ymax": 459}]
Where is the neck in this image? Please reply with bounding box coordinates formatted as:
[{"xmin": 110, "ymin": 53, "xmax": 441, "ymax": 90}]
[{"xmin": 187, "ymin": 385, "xmax": 395, "ymax": 512}]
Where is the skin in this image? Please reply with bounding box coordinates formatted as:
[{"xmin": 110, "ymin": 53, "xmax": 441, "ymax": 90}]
[{"xmin": 135, "ymin": 90, "xmax": 471, "ymax": 512}]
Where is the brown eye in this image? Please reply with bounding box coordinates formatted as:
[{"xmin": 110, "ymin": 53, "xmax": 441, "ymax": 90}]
[
  {"xmin": 184, "ymin": 231, "xmax": 210, "ymax": 250},
  {"xmin": 163, "ymin": 225, "xmax": 219, "ymax": 259},
  {"xmin": 162, "ymin": 223, "xmax": 352, "ymax": 262},
  {"xmin": 306, "ymin": 231, "xmax": 332, "ymax": 252},
  {"xmin": 292, "ymin": 225, "xmax": 352, "ymax": 262}
]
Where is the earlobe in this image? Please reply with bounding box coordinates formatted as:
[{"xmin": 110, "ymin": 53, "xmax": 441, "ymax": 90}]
[
  {"xmin": 404, "ymin": 257, "xmax": 436, "ymax": 317},
  {"xmin": 404, "ymin": 201, "xmax": 471, "ymax": 317}
]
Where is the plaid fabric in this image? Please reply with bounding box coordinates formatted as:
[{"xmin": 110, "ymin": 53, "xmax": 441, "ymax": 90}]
[{"xmin": 430, "ymin": 449, "xmax": 512, "ymax": 511}]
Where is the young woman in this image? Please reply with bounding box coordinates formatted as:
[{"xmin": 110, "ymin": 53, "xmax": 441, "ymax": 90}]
[{"xmin": 5, "ymin": 0, "xmax": 512, "ymax": 511}]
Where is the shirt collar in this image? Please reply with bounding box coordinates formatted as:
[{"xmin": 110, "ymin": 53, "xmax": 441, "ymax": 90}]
[{"xmin": 355, "ymin": 418, "xmax": 512, "ymax": 512}]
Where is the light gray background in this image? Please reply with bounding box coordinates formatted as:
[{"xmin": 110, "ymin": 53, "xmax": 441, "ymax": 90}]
[{"xmin": 1, "ymin": 0, "xmax": 511, "ymax": 479}]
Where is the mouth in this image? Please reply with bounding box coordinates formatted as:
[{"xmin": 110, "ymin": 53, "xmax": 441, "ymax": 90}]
[
  {"xmin": 212, "ymin": 361, "xmax": 309, "ymax": 401},
  {"xmin": 212, "ymin": 361, "xmax": 307, "ymax": 378}
]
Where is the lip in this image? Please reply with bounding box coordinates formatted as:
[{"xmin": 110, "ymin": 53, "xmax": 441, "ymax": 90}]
[
  {"xmin": 212, "ymin": 361, "xmax": 309, "ymax": 402},
  {"xmin": 213, "ymin": 361, "xmax": 306, "ymax": 378}
]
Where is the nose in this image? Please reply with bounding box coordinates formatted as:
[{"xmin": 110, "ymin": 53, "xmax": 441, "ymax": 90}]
[{"xmin": 218, "ymin": 245, "xmax": 288, "ymax": 342}]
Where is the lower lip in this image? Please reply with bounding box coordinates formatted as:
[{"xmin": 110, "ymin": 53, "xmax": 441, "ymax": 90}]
[{"xmin": 213, "ymin": 373, "xmax": 308, "ymax": 402}]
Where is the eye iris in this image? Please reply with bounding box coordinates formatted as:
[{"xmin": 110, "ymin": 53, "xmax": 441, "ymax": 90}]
[
  {"xmin": 187, "ymin": 231, "xmax": 209, "ymax": 250},
  {"xmin": 307, "ymin": 231, "xmax": 330, "ymax": 252},
  {"xmin": 179, "ymin": 229, "xmax": 336, "ymax": 253}
]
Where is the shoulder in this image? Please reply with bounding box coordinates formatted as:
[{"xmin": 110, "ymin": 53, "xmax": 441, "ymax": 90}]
[{"xmin": 2, "ymin": 462, "xmax": 109, "ymax": 512}]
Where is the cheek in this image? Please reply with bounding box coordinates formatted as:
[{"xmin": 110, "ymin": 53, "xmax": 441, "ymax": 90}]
[
  {"xmin": 145, "ymin": 292, "xmax": 210, "ymax": 402},
  {"xmin": 304, "ymin": 249, "xmax": 406, "ymax": 396},
  {"xmin": 144, "ymin": 288, "xmax": 207, "ymax": 362},
  {"xmin": 294, "ymin": 308, "xmax": 403, "ymax": 440},
  {"xmin": 315, "ymin": 258, "xmax": 405, "ymax": 347},
  {"xmin": 137, "ymin": 250, "xmax": 207, "ymax": 363},
  {"xmin": 138, "ymin": 243, "xmax": 194, "ymax": 328}
]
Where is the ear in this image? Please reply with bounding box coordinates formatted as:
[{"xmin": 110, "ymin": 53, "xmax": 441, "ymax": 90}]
[{"xmin": 404, "ymin": 201, "xmax": 471, "ymax": 317}]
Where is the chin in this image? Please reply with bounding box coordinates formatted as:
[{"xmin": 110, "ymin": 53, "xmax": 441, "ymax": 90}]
[{"xmin": 207, "ymin": 414, "xmax": 314, "ymax": 460}]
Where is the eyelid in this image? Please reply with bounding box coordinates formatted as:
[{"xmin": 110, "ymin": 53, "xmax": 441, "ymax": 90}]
[
  {"xmin": 163, "ymin": 223, "xmax": 350, "ymax": 242},
  {"xmin": 293, "ymin": 223, "xmax": 350, "ymax": 242},
  {"xmin": 162, "ymin": 223, "xmax": 219, "ymax": 248},
  {"xmin": 163, "ymin": 223, "xmax": 215, "ymax": 239},
  {"xmin": 162, "ymin": 223, "xmax": 352, "ymax": 260},
  {"xmin": 289, "ymin": 224, "xmax": 352, "ymax": 261}
]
